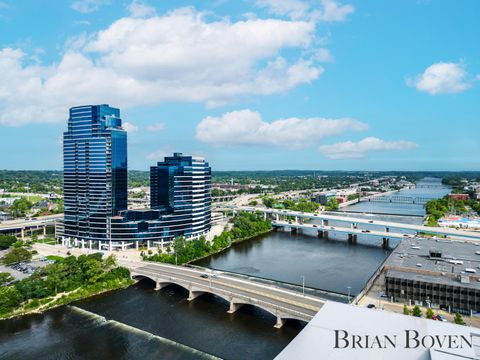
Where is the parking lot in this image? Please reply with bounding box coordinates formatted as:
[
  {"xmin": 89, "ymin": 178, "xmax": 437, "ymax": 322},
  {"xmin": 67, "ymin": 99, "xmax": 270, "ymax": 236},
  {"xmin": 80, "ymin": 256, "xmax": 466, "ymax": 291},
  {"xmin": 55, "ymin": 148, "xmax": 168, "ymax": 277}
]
[{"xmin": 0, "ymin": 250, "xmax": 53, "ymax": 281}]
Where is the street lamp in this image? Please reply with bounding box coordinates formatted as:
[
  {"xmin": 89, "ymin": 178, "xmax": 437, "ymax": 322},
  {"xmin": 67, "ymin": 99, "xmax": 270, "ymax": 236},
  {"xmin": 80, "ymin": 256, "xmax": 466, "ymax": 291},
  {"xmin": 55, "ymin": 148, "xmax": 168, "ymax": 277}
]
[
  {"xmin": 301, "ymin": 275, "xmax": 305, "ymax": 296},
  {"xmin": 347, "ymin": 286, "xmax": 352, "ymax": 303}
]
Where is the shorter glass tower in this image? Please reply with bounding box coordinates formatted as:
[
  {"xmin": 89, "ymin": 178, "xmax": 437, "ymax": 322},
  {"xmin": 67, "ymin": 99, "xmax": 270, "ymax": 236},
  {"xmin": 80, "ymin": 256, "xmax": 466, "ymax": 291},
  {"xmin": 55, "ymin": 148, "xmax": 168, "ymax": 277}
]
[
  {"xmin": 151, "ymin": 153, "xmax": 212, "ymax": 236},
  {"xmin": 109, "ymin": 153, "xmax": 212, "ymax": 244}
]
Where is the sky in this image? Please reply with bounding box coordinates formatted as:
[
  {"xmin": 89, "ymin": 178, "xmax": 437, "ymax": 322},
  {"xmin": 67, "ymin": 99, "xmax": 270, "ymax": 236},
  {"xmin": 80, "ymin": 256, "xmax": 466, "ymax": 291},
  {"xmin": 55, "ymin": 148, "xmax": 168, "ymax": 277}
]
[{"xmin": 0, "ymin": 0, "xmax": 479, "ymax": 171}]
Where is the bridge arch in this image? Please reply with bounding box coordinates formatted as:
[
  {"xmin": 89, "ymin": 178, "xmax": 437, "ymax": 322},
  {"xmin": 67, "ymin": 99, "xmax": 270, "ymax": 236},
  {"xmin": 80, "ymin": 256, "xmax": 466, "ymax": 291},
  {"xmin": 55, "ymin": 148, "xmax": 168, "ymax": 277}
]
[{"xmin": 131, "ymin": 272, "xmax": 309, "ymax": 327}]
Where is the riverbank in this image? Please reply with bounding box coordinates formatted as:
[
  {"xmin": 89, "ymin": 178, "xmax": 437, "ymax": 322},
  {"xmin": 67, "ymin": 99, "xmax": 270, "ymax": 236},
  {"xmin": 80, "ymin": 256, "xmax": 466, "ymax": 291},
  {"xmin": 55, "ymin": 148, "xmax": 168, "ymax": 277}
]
[
  {"xmin": 0, "ymin": 277, "xmax": 133, "ymax": 320},
  {"xmin": 187, "ymin": 228, "xmax": 274, "ymax": 264},
  {"xmin": 144, "ymin": 211, "xmax": 273, "ymax": 265},
  {"xmin": 0, "ymin": 253, "xmax": 134, "ymax": 321}
]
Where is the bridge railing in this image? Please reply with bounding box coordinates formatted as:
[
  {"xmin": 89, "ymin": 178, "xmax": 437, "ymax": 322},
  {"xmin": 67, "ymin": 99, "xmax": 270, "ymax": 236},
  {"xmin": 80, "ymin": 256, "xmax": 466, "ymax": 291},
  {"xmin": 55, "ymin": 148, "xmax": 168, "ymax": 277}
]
[
  {"xmin": 166, "ymin": 263, "xmax": 348, "ymax": 302},
  {"xmin": 132, "ymin": 269, "xmax": 315, "ymax": 321}
]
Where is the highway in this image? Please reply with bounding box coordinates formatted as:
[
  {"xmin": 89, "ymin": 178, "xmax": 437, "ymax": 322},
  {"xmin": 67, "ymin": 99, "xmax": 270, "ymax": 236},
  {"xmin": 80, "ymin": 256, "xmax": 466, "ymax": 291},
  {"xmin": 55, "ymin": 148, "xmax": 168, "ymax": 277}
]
[
  {"xmin": 221, "ymin": 205, "xmax": 480, "ymax": 242},
  {"xmin": 0, "ymin": 214, "xmax": 63, "ymax": 231},
  {"xmin": 273, "ymin": 220, "xmax": 409, "ymax": 241}
]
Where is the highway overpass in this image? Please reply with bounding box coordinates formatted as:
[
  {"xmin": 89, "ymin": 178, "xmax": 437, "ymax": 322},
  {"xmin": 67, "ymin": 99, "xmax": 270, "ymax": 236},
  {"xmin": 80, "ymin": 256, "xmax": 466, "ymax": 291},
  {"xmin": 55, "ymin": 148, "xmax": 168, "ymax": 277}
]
[
  {"xmin": 0, "ymin": 214, "xmax": 62, "ymax": 238},
  {"xmin": 220, "ymin": 206, "xmax": 480, "ymax": 242}
]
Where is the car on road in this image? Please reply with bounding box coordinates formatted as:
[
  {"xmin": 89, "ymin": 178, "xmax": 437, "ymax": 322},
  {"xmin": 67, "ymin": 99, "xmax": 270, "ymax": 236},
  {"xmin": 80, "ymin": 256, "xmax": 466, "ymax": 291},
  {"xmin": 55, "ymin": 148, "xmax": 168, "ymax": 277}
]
[
  {"xmin": 313, "ymin": 225, "xmax": 318, "ymax": 228},
  {"xmin": 367, "ymin": 304, "xmax": 376, "ymax": 309},
  {"xmin": 200, "ymin": 274, "xmax": 209, "ymax": 279},
  {"xmin": 368, "ymin": 220, "xmax": 374, "ymax": 223},
  {"xmin": 436, "ymin": 314, "xmax": 447, "ymax": 322},
  {"xmin": 362, "ymin": 230, "xmax": 371, "ymax": 233}
]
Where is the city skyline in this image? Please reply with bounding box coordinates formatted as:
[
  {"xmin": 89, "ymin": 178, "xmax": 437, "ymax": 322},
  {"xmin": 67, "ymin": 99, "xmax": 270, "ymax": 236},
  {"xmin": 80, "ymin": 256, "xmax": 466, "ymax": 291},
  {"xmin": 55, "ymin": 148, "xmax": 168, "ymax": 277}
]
[{"xmin": 0, "ymin": 0, "xmax": 479, "ymax": 171}]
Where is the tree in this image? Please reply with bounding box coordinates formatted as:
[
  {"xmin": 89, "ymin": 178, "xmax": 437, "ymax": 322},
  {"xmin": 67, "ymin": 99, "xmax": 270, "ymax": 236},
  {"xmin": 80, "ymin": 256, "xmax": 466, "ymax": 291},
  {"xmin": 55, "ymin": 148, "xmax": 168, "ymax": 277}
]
[
  {"xmin": 0, "ymin": 235, "xmax": 17, "ymax": 250},
  {"xmin": 102, "ymin": 254, "xmax": 117, "ymax": 271},
  {"xmin": 9, "ymin": 198, "xmax": 33, "ymax": 218},
  {"xmin": 454, "ymin": 313, "xmax": 465, "ymax": 325},
  {"xmin": 0, "ymin": 286, "xmax": 23, "ymax": 314},
  {"xmin": 0, "ymin": 272, "xmax": 14, "ymax": 286},
  {"xmin": 426, "ymin": 308, "xmax": 434, "ymax": 319},
  {"xmin": 325, "ymin": 197, "xmax": 339, "ymax": 211},
  {"xmin": 403, "ymin": 304, "xmax": 410, "ymax": 315},
  {"xmin": 347, "ymin": 194, "xmax": 360, "ymax": 201},
  {"xmin": 412, "ymin": 305, "xmax": 422, "ymax": 317},
  {"xmin": 2, "ymin": 247, "xmax": 33, "ymax": 265}
]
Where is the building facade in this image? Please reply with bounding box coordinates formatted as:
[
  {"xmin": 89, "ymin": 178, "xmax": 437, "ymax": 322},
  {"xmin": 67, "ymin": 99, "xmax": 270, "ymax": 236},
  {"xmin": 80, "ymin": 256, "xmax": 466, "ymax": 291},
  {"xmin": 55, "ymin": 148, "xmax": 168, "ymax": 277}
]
[
  {"xmin": 109, "ymin": 154, "xmax": 212, "ymax": 248},
  {"xmin": 63, "ymin": 104, "xmax": 127, "ymax": 243},
  {"xmin": 60, "ymin": 105, "xmax": 211, "ymax": 250}
]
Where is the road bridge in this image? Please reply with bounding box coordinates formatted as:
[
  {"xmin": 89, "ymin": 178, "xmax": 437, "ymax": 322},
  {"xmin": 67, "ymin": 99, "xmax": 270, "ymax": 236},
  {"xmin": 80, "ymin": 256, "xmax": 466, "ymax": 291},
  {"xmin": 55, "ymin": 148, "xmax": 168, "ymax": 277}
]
[
  {"xmin": 129, "ymin": 261, "xmax": 325, "ymax": 328},
  {"xmin": 273, "ymin": 220, "xmax": 400, "ymax": 248},
  {"xmin": 0, "ymin": 214, "xmax": 62, "ymax": 239},
  {"xmin": 220, "ymin": 206, "xmax": 480, "ymax": 242}
]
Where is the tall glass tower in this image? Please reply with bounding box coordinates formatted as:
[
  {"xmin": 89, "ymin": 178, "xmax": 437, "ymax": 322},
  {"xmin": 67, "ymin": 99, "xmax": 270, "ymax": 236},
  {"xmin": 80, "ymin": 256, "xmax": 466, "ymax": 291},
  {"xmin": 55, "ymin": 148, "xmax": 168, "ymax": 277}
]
[
  {"xmin": 150, "ymin": 153, "xmax": 212, "ymax": 237},
  {"xmin": 63, "ymin": 105, "xmax": 127, "ymax": 243}
]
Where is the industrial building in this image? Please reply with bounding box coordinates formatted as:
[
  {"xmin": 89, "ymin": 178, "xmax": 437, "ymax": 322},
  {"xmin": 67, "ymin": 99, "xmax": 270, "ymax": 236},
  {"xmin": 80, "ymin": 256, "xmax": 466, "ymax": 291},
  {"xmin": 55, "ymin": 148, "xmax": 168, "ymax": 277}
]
[{"xmin": 383, "ymin": 237, "xmax": 480, "ymax": 314}]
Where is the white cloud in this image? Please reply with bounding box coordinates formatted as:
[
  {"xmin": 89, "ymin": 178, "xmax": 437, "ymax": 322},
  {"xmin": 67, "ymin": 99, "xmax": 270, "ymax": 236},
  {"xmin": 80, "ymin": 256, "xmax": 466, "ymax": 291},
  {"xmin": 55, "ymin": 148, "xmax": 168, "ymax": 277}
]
[
  {"xmin": 123, "ymin": 122, "xmax": 139, "ymax": 133},
  {"xmin": 196, "ymin": 109, "xmax": 368, "ymax": 147},
  {"xmin": 146, "ymin": 147, "xmax": 173, "ymax": 160},
  {"xmin": 255, "ymin": 0, "xmax": 309, "ymax": 20},
  {"xmin": 255, "ymin": 0, "xmax": 354, "ymax": 22},
  {"xmin": 71, "ymin": 0, "xmax": 110, "ymax": 14},
  {"xmin": 313, "ymin": 0, "xmax": 354, "ymax": 22},
  {"xmin": 127, "ymin": 0, "xmax": 156, "ymax": 18},
  {"xmin": 312, "ymin": 47, "xmax": 334, "ymax": 62},
  {"xmin": 0, "ymin": 8, "xmax": 322, "ymax": 126},
  {"xmin": 73, "ymin": 20, "xmax": 91, "ymax": 26},
  {"xmin": 319, "ymin": 137, "xmax": 418, "ymax": 159},
  {"xmin": 146, "ymin": 122, "xmax": 166, "ymax": 132},
  {"xmin": 407, "ymin": 62, "xmax": 471, "ymax": 94}
]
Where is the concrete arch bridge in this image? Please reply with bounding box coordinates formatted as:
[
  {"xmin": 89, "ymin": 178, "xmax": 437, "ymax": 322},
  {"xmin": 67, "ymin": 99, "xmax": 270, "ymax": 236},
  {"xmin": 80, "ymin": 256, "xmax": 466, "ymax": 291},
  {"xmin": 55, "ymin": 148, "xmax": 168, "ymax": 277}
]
[{"xmin": 130, "ymin": 263, "xmax": 324, "ymax": 328}]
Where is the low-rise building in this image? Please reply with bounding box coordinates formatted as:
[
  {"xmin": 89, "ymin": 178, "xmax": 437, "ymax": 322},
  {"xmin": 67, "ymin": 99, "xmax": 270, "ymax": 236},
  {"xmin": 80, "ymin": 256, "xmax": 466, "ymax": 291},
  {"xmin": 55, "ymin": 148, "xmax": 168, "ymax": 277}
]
[{"xmin": 383, "ymin": 237, "xmax": 480, "ymax": 314}]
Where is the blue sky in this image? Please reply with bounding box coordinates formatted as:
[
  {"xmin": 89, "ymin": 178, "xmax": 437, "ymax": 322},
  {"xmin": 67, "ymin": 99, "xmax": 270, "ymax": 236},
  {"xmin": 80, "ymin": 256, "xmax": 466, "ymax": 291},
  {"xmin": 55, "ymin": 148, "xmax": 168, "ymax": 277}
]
[{"xmin": 0, "ymin": 0, "xmax": 478, "ymax": 171}]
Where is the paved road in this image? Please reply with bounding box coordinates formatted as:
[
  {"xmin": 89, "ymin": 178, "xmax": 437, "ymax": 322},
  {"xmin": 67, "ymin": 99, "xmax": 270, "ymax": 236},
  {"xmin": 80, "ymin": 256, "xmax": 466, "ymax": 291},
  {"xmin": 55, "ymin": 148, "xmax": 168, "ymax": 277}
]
[
  {"xmin": 0, "ymin": 214, "xmax": 62, "ymax": 231},
  {"xmin": 224, "ymin": 206, "xmax": 480, "ymax": 241},
  {"xmin": 129, "ymin": 261, "xmax": 325, "ymax": 319},
  {"xmin": 273, "ymin": 220, "xmax": 409, "ymax": 241}
]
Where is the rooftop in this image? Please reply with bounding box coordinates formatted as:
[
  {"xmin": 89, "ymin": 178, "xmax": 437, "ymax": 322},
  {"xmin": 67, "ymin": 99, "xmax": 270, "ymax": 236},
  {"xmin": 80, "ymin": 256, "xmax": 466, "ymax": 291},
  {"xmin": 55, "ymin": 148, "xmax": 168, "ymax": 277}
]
[
  {"xmin": 385, "ymin": 237, "xmax": 480, "ymax": 288},
  {"xmin": 276, "ymin": 301, "xmax": 480, "ymax": 360}
]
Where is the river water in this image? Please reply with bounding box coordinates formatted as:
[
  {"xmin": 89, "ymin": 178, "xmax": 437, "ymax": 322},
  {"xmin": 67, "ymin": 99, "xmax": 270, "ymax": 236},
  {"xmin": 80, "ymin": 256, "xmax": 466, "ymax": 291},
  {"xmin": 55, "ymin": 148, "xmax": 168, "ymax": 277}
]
[{"xmin": 0, "ymin": 178, "xmax": 450, "ymax": 360}]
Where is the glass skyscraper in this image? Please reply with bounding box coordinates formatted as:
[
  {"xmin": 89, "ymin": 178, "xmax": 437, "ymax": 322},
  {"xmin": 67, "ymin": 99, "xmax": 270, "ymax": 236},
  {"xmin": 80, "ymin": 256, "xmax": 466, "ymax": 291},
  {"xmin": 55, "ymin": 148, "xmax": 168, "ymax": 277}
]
[
  {"xmin": 150, "ymin": 153, "xmax": 212, "ymax": 236},
  {"xmin": 109, "ymin": 154, "xmax": 212, "ymax": 246},
  {"xmin": 63, "ymin": 104, "xmax": 127, "ymax": 244}
]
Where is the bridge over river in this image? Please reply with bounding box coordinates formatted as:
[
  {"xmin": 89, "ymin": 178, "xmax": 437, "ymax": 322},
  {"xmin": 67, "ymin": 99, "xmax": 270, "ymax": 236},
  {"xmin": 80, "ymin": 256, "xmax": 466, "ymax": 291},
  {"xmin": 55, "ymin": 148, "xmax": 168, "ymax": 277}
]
[
  {"xmin": 126, "ymin": 261, "xmax": 325, "ymax": 328},
  {"xmin": 218, "ymin": 206, "xmax": 480, "ymax": 243}
]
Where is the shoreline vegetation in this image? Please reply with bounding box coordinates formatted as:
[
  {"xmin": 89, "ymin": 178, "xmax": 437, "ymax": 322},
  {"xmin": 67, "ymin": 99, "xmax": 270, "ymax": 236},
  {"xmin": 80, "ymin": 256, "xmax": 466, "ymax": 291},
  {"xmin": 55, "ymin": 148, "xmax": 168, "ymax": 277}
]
[
  {"xmin": 0, "ymin": 253, "xmax": 133, "ymax": 320},
  {"xmin": 425, "ymin": 196, "xmax": 480, "ymax": 227},
  {"xmin": 143, "ymin": 211, "xmax": 273, "ymax": 265},
  {"xmin": 1, "ymin": 212, "xmax": 272, "ymax": 320}
]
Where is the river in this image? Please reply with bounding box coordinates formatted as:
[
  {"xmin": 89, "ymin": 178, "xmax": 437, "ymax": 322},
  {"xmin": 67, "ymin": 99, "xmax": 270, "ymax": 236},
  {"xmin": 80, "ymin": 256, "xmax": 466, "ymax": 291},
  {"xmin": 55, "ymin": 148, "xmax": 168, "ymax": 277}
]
[{"xmin": 0, "ymin": 177, "xmax": 450, "ymax": 360}]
